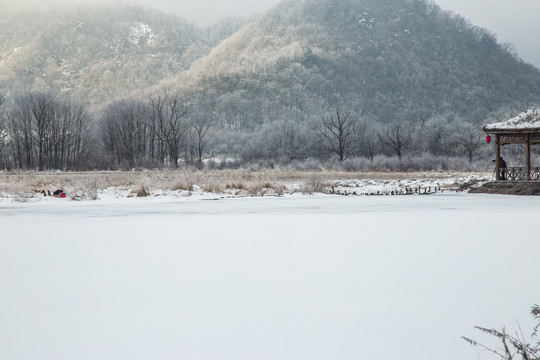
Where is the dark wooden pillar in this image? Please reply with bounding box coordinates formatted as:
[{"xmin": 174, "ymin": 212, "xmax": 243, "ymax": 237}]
[
  {"xmin": 495, "ymin": 134, "xmax": 501, "ymax": 181},
  {"xmin": 526, "ymin": 134, "xmax": 531, "ymax": 180}
]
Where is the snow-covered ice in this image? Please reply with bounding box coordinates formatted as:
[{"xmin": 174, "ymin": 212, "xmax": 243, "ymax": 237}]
[{"xmin": 1, "ymin": 193, "xmax": 539, "ymax": 360}]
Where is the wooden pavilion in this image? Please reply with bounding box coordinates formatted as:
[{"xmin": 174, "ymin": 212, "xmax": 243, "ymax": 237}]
[{"xmin": 483, "ymin": 109, "xmax": 540, "ymax": 181}]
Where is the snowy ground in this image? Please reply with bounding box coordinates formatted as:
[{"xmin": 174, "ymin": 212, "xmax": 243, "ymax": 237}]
[{"xmin": 1, "ymin": 193, "xmax": 538, "ymax": 360}]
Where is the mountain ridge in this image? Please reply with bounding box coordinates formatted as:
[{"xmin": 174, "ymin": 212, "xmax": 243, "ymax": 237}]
[
  {"xmin": 169, "ymin": 0, "xmax": 540, "ymax": 126},
  {"xmin": 0, "ymin": 2, "xmax": 248, "ymax": 105}
]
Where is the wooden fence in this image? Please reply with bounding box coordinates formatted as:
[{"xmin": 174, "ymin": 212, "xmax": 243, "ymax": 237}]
[{"xmin": 499, "ymin": 167, "xmax": 540, "ymax": 181}]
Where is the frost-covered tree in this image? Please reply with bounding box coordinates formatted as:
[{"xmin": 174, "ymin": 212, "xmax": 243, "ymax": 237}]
[
  {"xmin": 423, "ymin": 116, "xmax": 455, "ymax": 157},
  {"xmin": 378, "ymin": 124, "xmax": 412, "ymax": 161},
  {"xmin": 3, "ymin": 92, "xmax": 92, "ymax": 170},
  {"xmin": 100, "ymin": 99, "xmax": 152, "ymax": 169},
  {"xmin": 0, "ymin": 93, "xmax": 7, "ymax": 167},
  {"xmin": 188, "ymin": 113, "xmax": 213, "ymax": 166},
  {"xmin": 319, "ymin": 107, "xmax": 358, "ymax": 161},
  {"xmin": 147, "ymin": 92, "xmax": 189, "ymax": 168},
  {"xmin": 455, "ymin": 122, "xmax": 484, "ymax": 163}
]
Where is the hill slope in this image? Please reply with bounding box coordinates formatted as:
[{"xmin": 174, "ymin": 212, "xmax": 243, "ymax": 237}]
[
  {"xmin": 0, "ymin": 3, "xmax": 245, "ymax": 105},
  {"xmin": 175, "ymin": 0, "xmax": 540, "ymax": 126}
]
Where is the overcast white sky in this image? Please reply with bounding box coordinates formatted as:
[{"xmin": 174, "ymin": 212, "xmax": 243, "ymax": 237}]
[
  {"xmin": 435, "ymin": 0, "xmax": 540, "ymax": 68},
  {"xmin": 131, "ymin": 0, "xmax": 540, "ymax": 68}
]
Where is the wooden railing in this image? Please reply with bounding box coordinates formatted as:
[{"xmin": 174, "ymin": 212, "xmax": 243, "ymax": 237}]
[{"xmin": 498, "ymin": 167, "xmax": 540, "ymax": 181}]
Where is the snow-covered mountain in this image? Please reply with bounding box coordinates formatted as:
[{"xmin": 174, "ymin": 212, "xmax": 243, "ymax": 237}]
[
  {"xmin": 0, "ymin": 2, "xmax": 246, "ymax": 105},
  {"xmin": 168, "ymin": 0, "xmax": 540, "ymax": 125}
]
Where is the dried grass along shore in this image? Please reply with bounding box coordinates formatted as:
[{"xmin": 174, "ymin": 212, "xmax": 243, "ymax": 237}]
[{"xmin": 0, "ymin": 170, "xmax": 490, "ymax": 201}]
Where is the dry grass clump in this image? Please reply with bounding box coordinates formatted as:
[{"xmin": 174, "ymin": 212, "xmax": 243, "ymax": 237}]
[
  {"xmin": 87, "ymin": 180, "xmax": 99, "ymax": 200},
  {"xmin": 225, "ymin": 182, "xmax": 248, "ymax": 191},
  {"xmin": 201, "ymin": 182, "xmax": 224, "ymax": 194},
  {"xmin": 222, "ymin": 178, "xmax": 286, "ymax": 196},
  {"xmin": 131, "ymin": 184, "xmax": 150, "ymax": 198},
  {"xmin": 171, "ymin": 181, "xmax": 194, "ymax": 192},
  {"xmin": 299, "ymin": 176, "xmax": 332, "ymax": 194},
  {"xmin": 169, "ymin": 171, "xmax": 196, "ymax": 192},
  {"xmin": 249, "ymin": 182, "xmax": 285, "ymax": 196}
]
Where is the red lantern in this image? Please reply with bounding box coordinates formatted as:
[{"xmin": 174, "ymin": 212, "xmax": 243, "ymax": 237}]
[{"xmin": 486, "ymin": 135, "xmax": 491, "ymax": 143}]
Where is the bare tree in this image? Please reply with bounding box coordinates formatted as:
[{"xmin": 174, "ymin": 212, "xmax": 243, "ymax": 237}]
[
  {"xmin": 357, "ymin": 119, "xmax": 377, "ymax": 163},
  {"xmin": 147, "ymin": 92, "xmax": 189, "ymax": 168},
  {"xmin": 189, "ymin": 114, "xmax": 213, "ymax": 167},
  {"xmin": 100, "ymin": 99, "xmax": 152, "ymax": 169},
  {"xmin": 455, "ymin": 124, "xmax": 483, "ymax": 163},
  {"xmin": 0, "ymin": 93, "xmax": 7, "ymax": 167},
  {"xmin": 27, "ymin": 92, "xmax": 54, "ymax": 171},
  {"xmin": 319, "ymin": 107, "xmax": 358, "ymax": 161},
  {"xmin": 405, "ymin": 109, "xmax": 431, "ymax": 130},
  {"xmin": 59, "ymin": 100, "xmax": 92, "ymax": 170},
  {"xmin": 378, "ymin": 124, "xmax": 412, "ymax": 161},
  {"xmin": 3, "ymin": 92, "xmax": 91, "ymax": 170}
]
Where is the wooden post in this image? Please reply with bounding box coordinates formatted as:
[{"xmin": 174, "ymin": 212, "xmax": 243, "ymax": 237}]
[
  {"xmin": 526, "ymin": 134, "xmax": 531, "ymax": 180},
  {"xmin": 495, "ymin": 134, "xmax": 501, "ymax": 181}
]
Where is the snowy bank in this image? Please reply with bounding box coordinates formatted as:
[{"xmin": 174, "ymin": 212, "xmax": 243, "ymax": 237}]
[{"xmin": 0, "ymin": 170, "xmax": 491, "ymax": 203}]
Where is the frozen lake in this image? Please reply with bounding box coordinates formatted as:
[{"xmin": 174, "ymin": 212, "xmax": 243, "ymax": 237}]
[{"xmin": 1, "ymin": 194, "xmax": 539, "ymax": 360}]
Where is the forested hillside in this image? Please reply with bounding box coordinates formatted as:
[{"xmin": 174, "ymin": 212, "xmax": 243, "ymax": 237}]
[
  {"xmin": 178, "ymin": 0, "xmax": 540, "ymax": 125},
  {"xmin": 0, "ymin": 3, "xmax": 246, "ymax": 105}
]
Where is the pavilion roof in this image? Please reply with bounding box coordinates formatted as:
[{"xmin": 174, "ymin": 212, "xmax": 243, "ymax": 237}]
[{"xmin": 484, "ymin": 109, "xmax": 540, "ymax": 134}]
